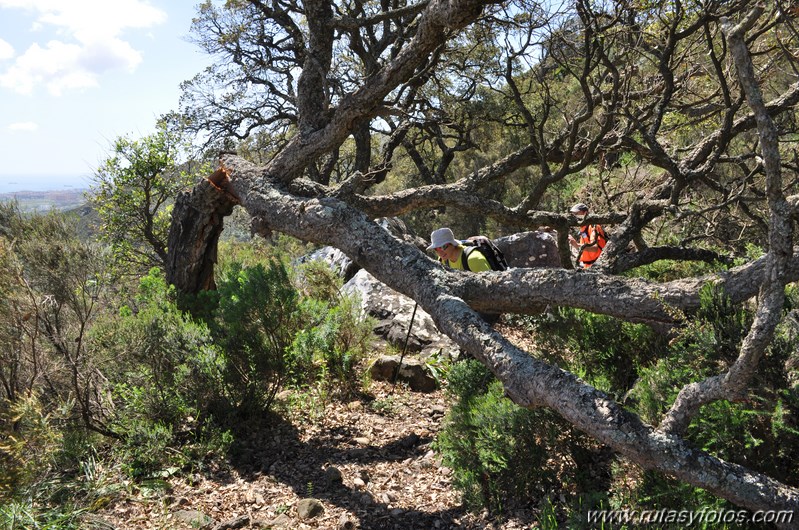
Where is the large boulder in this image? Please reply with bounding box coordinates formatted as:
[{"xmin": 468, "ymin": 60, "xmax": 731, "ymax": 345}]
[
  {"xmin": 369, "ymin": 355, "xmax": 438, "ymax": 392},
  {"xmin": 495, "ymin": 230, "xmax": 560, "ymax": 269},
  {"xmin": 297, "ymin": 246, "xmax": 360, "ymax": 282},
  {"xmin": 343, "ymin": 269, "xmax": 460, "ymax": 360}
]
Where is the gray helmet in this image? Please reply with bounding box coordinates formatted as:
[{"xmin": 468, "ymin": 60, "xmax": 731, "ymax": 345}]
[{"xmin": 570, "ymin": 203, "xmax": 589, "ymax": 213}]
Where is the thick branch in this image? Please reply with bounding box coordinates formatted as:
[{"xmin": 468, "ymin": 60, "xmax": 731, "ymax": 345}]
[
  {"xmin": 267, "ymin": 0, "xmax": 497, "ymax": 182},
  {"xmin": 660, "ymin": 5, "xmax": 793, "ymax": 436}
]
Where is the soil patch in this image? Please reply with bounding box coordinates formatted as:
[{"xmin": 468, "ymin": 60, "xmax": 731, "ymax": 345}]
[{"xmin": 97, "ymin": 382, "xmax": 539, "ymax": 529}]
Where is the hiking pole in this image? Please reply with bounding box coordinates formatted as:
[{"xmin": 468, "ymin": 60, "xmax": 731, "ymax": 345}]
[{"xmin": 391, "ymin": 301, "xmax": 418, "ymax": 394}]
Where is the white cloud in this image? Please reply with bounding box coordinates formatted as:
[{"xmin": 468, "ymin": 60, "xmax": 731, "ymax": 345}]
[
  {"xmin": 0, "ymin": 0, "xmax": 166, "ymax": 95},
  {"xmin": 7, "ymin": 121, "xmax": 38, "ymax": 132},
  {"xmin": 0, "ymin": 39, "xmax": 13, "ymax": 60}
]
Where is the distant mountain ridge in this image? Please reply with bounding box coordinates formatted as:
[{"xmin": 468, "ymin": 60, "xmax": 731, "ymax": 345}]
[
  {"xmin": 0, "ymin": 188, "xmax": 90, "ymax": 212},
  {"xmin": 0, "ymin": 174, "xmax": 90, "ymax": 194}
]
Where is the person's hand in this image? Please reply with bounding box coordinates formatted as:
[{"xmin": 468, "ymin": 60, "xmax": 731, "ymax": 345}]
[{"xmin": 568, "ymin": 234, "xmax": 578, "ymax": 248}]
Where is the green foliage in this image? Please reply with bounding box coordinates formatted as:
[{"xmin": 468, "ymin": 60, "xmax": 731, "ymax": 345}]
[
  {"xmin": 288, "ymin": 298, "xmax": 373, "ymax": 394},
  {"xmin": 436, "ymin": 360, "xmax": 564, "ymax": 514},
  {"xmin": 628, "ymin": 285, "xmax": 752, "ymax": 425},
  {"xmin": 0, "ymin": 395, "xmax": 62, "ymax": 500},
  {"xmin": 368, "ymin": 396, "xmax": 399, "ymax": 416},
  {"xmin": 622, "ymin": 284, "xmax": 799, "ymax": 505},
  {"xmin": 90, "ymin": 120, "xmax": 208, "ymax": 275},
  {"xmin": 0, "ymin": 205, "xmax": 112, "ymax": 435},
  {"xmin": 530, "ymin": 308, "xmax": 665, "ymax": 397},
  {"xmin": 627, "ymin": 257, "xmax": 728, "ymax": 282},
  {"xmin": 0, "ymin": 396, "xmax": 112, "ymax": 529},
  {"xmin": 276, "ymin": 259, "xmax": 374, "ymax": 394},
  {"xmin": 0, "ymin": 500, "xmax": 88, "ymax": 530},
  {"xmin": 90, "ymin": 269, "xmax": 228, "ymax": 477},
  {"xmin": 211, "ymin": 260, "xmax": 299, "ymax": 414}
]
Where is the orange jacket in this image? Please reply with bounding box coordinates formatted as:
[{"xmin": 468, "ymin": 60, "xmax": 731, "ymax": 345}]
[{"xmin": 576, "ymin": 224, "xmax": 606, "ymax": 267}]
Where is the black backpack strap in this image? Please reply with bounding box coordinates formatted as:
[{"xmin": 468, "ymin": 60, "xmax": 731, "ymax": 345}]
[
  {"xmin": 593, "ymin": 224, "xmax": 607, "ymax": 249},
  {"xmin": 461, "ymin": 246, "xmax": 474, "ymax": 272}
]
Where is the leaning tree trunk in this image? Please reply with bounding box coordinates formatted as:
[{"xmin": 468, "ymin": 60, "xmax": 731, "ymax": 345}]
[{"xmin": 165, "ymin": 154, "xmax": 799, "ymax": 522}]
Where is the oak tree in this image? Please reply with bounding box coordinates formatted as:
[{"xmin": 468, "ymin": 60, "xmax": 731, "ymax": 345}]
[{"xmin": 169, "ymin": 0, "xmax": 799, "ymax": 518}]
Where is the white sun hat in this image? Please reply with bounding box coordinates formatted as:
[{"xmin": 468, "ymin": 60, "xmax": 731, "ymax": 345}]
[{"xmin": 427, "ymin": 227, "xmax": 458, "ymax": 250}]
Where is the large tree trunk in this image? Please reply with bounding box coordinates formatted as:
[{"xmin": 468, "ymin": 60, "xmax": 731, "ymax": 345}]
[
  {"xmin": 165, "ymin": 154, "xmax": 799, "ymax": 520},
  {"xmin": 165, "ymin": 169, "xmax": 237, "ymax": 292}
]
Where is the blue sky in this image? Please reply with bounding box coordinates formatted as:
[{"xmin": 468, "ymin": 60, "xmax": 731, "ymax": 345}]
[{"xmin": 0, "ymin": 1, "xmax": 214, "ymax": 190}]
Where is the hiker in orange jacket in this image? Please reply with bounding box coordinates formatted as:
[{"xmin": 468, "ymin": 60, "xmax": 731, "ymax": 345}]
[{"xmin": 568, "ymin": 203, "xmax": 607, "ymax": 268}]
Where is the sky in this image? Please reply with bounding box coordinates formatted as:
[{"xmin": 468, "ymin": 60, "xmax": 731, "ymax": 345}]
[{"xmin": 0, "ymin": 0, "xmax": 215, "ymax": 191}]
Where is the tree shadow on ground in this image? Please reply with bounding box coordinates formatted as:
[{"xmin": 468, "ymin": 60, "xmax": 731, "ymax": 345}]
[{"xmin": 218, "ymin": 404, "xmax": 515, "ymax": 529}]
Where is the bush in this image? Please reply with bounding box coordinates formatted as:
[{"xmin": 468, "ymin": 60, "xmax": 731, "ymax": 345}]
[
  {"xmin": 436, "ymin": 360, "xmax": 565, "ymax": 514},
  {"xmin": 618, "ymin": 284, "xmax": 799, "ymax": 512},
  {"xmin": 89, "ymin": 269, "xmax": 228, "ymax": 477},
  {"xmin": 524, "ymin": 307, "xmax": 665, "ymax": 398},
  {"xmin": 210, "ymin": 259, "xmax": 299, "ymax": 414},
  {"xmin": 287, "ymin": 261, "xmax": 374, "ymax": 394},
  {"xmin": 0, "ymin": 395, "xmax": 62, "ymax": 500}
]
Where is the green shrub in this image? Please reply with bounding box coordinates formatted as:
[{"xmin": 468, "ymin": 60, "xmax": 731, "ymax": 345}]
[
  {"xmin": 211, "ymin": 259, "xmax": 299, "ymax": 414},
  {"xmin": 620, "ymin": 284, "xmax": 799, "ymax": 510},
  {"xmin": 526, "ymin": 307, "xmax": 665, "ymax": 397},
  {"xmin": 436, "ymin": 360, "xmax": 563, "ymax": 514},
  {"xmin": 90, "ymin": 270, "xmax": 228, "ymax": 477},
  {"xmin": 288, "ymin": 294, "xmax": 373, "ymax": 394},
  {"xmin": 0, "ymin": 499, "xmax": 88, "ymax": 530},
  {"xmin": 0, "ymin": 395, "xmax": 62, "ymax": 500},
  {"xmin": 0, "ymin": 395, "xmax": 105, "ymax": 529}
]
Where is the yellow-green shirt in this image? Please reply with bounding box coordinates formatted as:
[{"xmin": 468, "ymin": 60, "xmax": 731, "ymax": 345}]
[{"xmin": 444, "ymin": 248, "xmax": 492, "ymax": 272}]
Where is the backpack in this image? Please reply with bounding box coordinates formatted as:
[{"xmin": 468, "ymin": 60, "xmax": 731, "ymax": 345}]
[{"xmin": 461, "ymin": 238, "xmax": 509, "ymax": 272}]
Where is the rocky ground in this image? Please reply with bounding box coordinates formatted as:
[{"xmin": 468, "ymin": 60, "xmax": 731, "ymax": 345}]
[{"xmin": 94, "ymin": 376, "xmax": 542, "ymax": 530}]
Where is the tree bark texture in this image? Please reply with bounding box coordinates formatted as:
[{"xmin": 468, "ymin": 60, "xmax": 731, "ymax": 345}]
[{"xmin": 165, "ymin": 169, "xmax": 237, "ymax": 292}]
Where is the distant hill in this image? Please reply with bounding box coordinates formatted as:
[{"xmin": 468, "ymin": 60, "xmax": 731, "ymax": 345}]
[
  {"xmin": 0, "ymin": 187, "xmax": 252, "ymax": 243},
  {"xmin": 0, "ymin": 188, "xmax": 90, "ymax": 212},
  {"xmin": 0, "ymin": 189, "xmax": 98, "ymax": 240}
]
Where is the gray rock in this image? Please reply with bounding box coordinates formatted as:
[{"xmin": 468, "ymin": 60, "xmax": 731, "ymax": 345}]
[
  {"xmin": 211, "ymin": 515, "xmax": 250, "ymax": 530},
  {"xmin": 495, "ymin": 230, "xmax": 560, "ymax": 269},
  {"xmin": 297, "ymin": 246, "xmax": 359, "ymax": 282},
  {"xmin": 324, "ymin": 465, "xmax": 343, "ymax": 484},
  {"xmin": 344, "ymin": 270, "xmax": 459, "ymax": 357},
  {"xmin": 369, "ymin": 355, "xmax": 437, "ymax": 392},
  {"xmin": 266, "ymin": 513, "xmax": 293, "ymax": 529},
  {"xmin": 77, "ymin": 515, "xmax": 116, "ymax": 530},
  {"xmin": 173, "ymin": 509, "xmax": 215, "ymax": 528},
  {"xmin": 339, "ymin": 513, "xmax": 356, "ymax": 530},
  {"xmin": 296, "ymin": 498, "xmax": 324, "ymax": 520}
]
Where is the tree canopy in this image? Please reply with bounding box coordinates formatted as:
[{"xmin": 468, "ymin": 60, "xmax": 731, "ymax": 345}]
[{"xmin": 168, "ymin": 0, "xmax": 799, "ymax": 518}]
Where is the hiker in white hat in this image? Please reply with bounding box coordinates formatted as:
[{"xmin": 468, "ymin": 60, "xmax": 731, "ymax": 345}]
[{"xmin": 427, "ymin": 227, "xmax": 491, "ymax": 272}]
